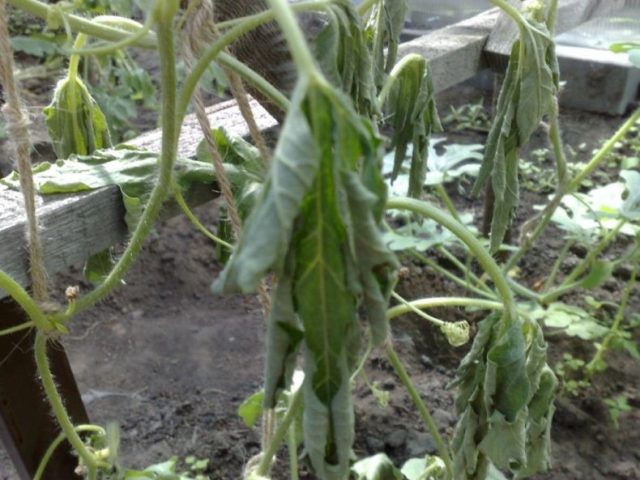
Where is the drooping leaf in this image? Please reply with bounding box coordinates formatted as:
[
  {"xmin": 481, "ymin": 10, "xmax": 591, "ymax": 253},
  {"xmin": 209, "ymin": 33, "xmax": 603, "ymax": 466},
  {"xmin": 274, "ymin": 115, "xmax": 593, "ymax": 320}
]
[
  {"xmin": 214, "ymin": 77, "xmax": 397, "ymax": 480},
  {"xmin": 238, "ymin": 390, "xmax": 265, "ymax": 428},
  {"xmin": 383, "ymin": 54, "xmax": 441, "ymax": 198},
  {"xmin": 44, "ymin": 76, "xmax": 112, "ymax": 159},
  {"xmin": 366, "ymin": 0, "xmax": 408, "ymax": 89},
  {"xmin": 351, "ymin": 453, "xmax": 403, "ymax": 480},
  {"xmin": 314, "ymin": 0, "xmax": 377, "ymax": 115},
  {"xmin": 473, "ymin": 5, "xmax": 559, "ymax": 252},
  {"xmin": 83, "ymin": 248, "xmax": 116, "ymax": 286},
  {"xmin": 213, "ymin": 81, "xmax": 320, "ymax": 293},
  {"xmin": 263, "ymin": 270, "xmax": 304, "ymax": 408},
  {"xmin": 343, "ymin": 172, "xmax": 399, "ymax": 344},
  {"xmin": 451, "ymin": 312, "xmax": 557, "ymax": 479}
]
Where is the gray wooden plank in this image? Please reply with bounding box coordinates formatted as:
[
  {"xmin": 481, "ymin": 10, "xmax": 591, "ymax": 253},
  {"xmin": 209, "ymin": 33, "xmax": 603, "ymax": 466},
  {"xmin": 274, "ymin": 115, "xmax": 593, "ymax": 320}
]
[
  {"xmin": 398, "ymin": 8, "xmax": 500, "ymax": 92},
  {"xmin": 0, "ymin": 99, "xmax": 276, "ymax": 299},
  {"xmin": 484, "ymin": 0, "xmax": 620, "ymax": 69}
]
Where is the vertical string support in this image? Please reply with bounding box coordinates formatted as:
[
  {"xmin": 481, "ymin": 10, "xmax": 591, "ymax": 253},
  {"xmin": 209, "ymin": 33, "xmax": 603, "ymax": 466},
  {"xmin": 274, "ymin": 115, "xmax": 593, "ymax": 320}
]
[{"xmin": 0, "ymin": 0, "xmax": 49, "ymax": 302}]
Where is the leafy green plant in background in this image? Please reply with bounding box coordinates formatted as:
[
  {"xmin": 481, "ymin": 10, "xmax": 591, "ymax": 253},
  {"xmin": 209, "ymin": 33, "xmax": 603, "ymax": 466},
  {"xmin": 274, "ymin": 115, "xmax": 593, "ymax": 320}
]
[{"xmin": 443, "ymin": 98, "xmax": 490, "ymax": 133}]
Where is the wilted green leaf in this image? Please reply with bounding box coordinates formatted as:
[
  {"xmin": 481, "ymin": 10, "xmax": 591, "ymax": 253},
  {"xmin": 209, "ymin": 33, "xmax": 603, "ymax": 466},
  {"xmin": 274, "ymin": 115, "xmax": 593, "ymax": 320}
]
[
  {"xmin": 366, "ymin": 0, "xmax": 408, "ymax": 89},
  {"xmin": 580, "ymin": 260, "xmax": 614, "ymax": 289},
  {"xmin": 383, "ymin": 54, "xmax": 441, "ymax": 198},
  {"xmin": 0, "ymin": 148, "xmax": 215, "ymax": 231},
  {"xmin": 44, "ymin": 76, "xmax": 112, "ymax": 159},
  {"xmin": 351, "ymin": 453, "xmax": 403, "ymax": 480},
  {"xmin": 473, "ymin": 6, "xmax": 559, "ymax": 252},
  {"xmin": 84, "ymin": 249, "xmax": 115, "ymax": 286},
  {"xmin": 214, "ymin": 78, "xmax": 397, "ymax": 480},
  {"xmin": 452, "ymin": 312, "xmax": 557, "ymax": 479},
  {"xmin": 238, "ymin": 390, "xmax": 265, "ymax": 428},
  {"xmin": 314, "ymin": 0, "xmax": 377, "ymax": 115},
  {"xmin": 528, "ymin": 302, "xmax": 609, "ymax": 340}
]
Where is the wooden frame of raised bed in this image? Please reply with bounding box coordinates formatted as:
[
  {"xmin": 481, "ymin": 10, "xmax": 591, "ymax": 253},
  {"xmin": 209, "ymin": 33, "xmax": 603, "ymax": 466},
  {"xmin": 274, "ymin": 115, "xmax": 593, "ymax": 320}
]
[{"xmin": 0, "ymin": 1, "xmax": 633, "ymax": 478}]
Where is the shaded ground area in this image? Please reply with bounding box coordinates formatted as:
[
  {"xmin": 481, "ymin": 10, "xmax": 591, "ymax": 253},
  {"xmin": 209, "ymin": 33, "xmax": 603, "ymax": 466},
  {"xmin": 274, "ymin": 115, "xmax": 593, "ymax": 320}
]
[{"xmin": 1, "ymin": 80, "xmax": 639, "ymax": 479}]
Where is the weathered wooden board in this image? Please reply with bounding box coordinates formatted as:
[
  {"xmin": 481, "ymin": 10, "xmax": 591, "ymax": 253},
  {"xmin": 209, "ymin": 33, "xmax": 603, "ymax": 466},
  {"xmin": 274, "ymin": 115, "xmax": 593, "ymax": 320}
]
[
  {"xmin": 398, "ymin": 8, "xmax": 499, "ymax": 92},
  {"xmin": 0, "ymin": 99, "xmax": 276, "ymax": 299}
]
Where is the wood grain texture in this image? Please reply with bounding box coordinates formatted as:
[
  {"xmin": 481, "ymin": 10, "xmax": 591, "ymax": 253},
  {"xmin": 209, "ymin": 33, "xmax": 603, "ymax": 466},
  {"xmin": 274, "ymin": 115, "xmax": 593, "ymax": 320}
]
[
  {"xmin": 484, "ymin": 0, "xmax": 619, "ymax": 69},
  {"xmin": 0, "ymin": 99, "xmax": 276, "ymax": 299},
  {"xmin": 398, "ymin": 8, "xmax": 499, "ymax": 92}
]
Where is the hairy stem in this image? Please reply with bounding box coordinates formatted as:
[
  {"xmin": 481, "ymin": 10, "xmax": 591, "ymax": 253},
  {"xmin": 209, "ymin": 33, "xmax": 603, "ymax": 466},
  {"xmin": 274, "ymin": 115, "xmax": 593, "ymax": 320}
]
[
  {"xmin": 34, "ymin": 425, "xmax": 106, "ymax": 480},
  {"xmin": 0, "ymin": 270, "xmax": 49, "ymax": 330},
  {"xmin": 385, "ymin": 344, "xmax": 453, "ymax": 478},
  {"xmin": 35, "ymin": 332, "xmax": 98, "ymax": 475},
  {"xmin": 173, "ymin": 183, "xmax": 233, "ymax": 250},
  {"xmin": 256, "ymin": 388, "xmax": 303, "ymax": 476},
  {"xmin": 388, "ymin": 197, "xmax": 518, "ymax": 333},
  {"xmin": 70, "ymin": 3, "xmax": 179, "ymax": 316},
  {"xmin": 387, "ymin": 296, "xmax": 503, "ymax": 320},
  {"xmin": 7, "ymin": 0, "xmax": 156, "ymax": 47}
]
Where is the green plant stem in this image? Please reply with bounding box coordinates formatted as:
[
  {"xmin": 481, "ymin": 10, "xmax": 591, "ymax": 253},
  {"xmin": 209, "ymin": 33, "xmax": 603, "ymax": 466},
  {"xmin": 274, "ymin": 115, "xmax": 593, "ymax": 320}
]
[
  {"xmin": 435, "ymin": 184, "xmax": 462, "ymax": 222},
  {"xmin": 378, "ymin": 54, "xmax": 422, "ymax": 106},
  {"xmin": 0, "ymin": 270, "xmax": 49, "ymax": 330},
  {"xmin": 387, "ymin": 197, "xmax": 518, "ymax": 335},
  {"xmin": 7, "ymin": 0, "xmax": 156, "ymax": 47},
  {"xmin": 217, "ymin": 53, "xmax": 290, "ymax": 112},
  {"xmin": 0, "ymin": 321, "xmax": 35, "ymax": 336},
  {"xmin": 385, "ymin": 344, "xmax": 453, "ymax": 479},
  {"xmin": 392, "ymin": 291, "xmax": 445, "ymax": 327},
  {"xmin": 409, "ymin": 250, "xmax": 496, "ymax": 300},
  {"xmin": 173, "ymin": 184, "xmax": 233, "ymax": 250},
  {"xmin": 69, "ymin": 4, "xmax": 179, "ymax": 317},
  {"xmin": 265, "ymin": 0, "xmax": 321, "ymax": 79},
  {"xmin": 507, "ymin": 106, "xmax": 640, "ymax": 274},
  {"xmin": 586, "ymin": 263, "xmax": 638, "ymax": 376},
  {"xmin": 541, "ymin": 219, "xmax": 626, "ymax": 304},
  {"xmin": 34, "ymin": 425, "xmax": 106, "ymax": 480},
  {"xmin": 286, "ymin": 394, "xmax": 300, "ymax": 480},
  {"xmin": 256, "ymin": 388, "xmax": 303, "ymax": 476},
  {"xmin": 350, "ymin": 329, "xmax": 373, "ymax": 383},
  {"xmin": 543, "ymin": 239, "xmax": 574, "ymax": 291},
  {"xmin": 387, "ymin": 296, "xmax": 503, "ymax": 320},
  {"xmin": 69, "ymin": 15, "xmax": 152, "ymax": 55},
  {"xmin": 436, "ymin": 246, "xmax": 493, "ymax": 294},
  {"xmin": 178, "ymin": 33, "xmax": 289, "ymax": 129},
  {"xmin": 567, "ymin": 107, "xmax": 640, "ymax": 192},
  {"xmin": 505, "ymin": 99, "xmax": 567, "ymax": 272},
  {"xmin": 35, "ymin": 332, "xmax": 98, "ymax": 476}
]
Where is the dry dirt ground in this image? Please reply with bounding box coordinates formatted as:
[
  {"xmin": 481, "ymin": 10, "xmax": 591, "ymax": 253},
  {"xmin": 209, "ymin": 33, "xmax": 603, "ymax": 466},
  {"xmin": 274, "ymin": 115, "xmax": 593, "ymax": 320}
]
[{"xmin": 1, "ymin": 82, "xmax": 639, "ymax": 479}]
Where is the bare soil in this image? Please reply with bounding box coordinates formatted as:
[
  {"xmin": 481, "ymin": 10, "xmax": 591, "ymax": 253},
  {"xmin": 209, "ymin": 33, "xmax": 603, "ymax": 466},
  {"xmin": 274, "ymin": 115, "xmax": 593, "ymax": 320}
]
[{"xmin": 1, "ymin": 79, "xmax": 639, "ymax": 480}]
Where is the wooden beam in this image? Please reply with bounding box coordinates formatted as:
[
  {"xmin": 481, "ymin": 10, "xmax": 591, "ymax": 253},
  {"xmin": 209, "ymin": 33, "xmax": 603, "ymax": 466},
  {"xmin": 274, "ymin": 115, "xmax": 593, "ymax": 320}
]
[
  {"xmin": 0, "ymin": 99, "xmax": 276, "ymax": 300},
  {"xmin": 398, "ymin": 8, "xmax": 499, "ymax": 92},
  {"xmin": 484, "ymin": 0, "xmax": 620, "ymax": 69}
]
